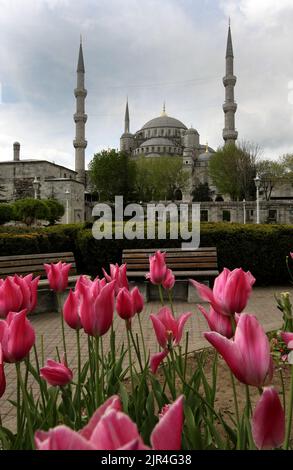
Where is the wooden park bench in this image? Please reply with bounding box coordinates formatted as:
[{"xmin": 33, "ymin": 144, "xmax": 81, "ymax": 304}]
[
  {"xmin": 122, "ymin": 247, "xmax": 219, "ymax": 303},
  {"xmin": 0, "ymin": 252, "xmax": 79, "ymax": 313}
]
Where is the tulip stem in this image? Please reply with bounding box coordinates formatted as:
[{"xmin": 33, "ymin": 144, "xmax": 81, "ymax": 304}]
[
  {"xmin": 87, "ymin": 336, "xmax": 95, "ymax": 410},
  {"xmin": 33, "ymin": 344, "xmax": 46, "ymax": 412},
  {"xmin": 230, "ymin": 371, "xmax": 241, "ymax": 448},
  {"xmin": 158, "ymin": 285, "xmax": 164, "ymax": 306},
  {"xmin": 100, "ymin": 336, "xmax": 105, "ymax": 401},
  {"xmin": 129, "ymin": 328, "xmax": 143, "ymax": 372},
  {"xmin": 168, "ymin": 290, "xmax": 175, "ymax": 315},
  {"xmin": 137, "ymin": 313, "xmax": 147, "ymax": 365},
  {"xmin": 284, "ymin": 364, "xmax": 293, "ymax": 449},
  {"xmin": 126, "ymin": 327, "xmax": 135, "ymax": 396},
  {"xmin": 57, "ymin": 293, "xmax": 67, "ymax": 364},
  {"xmin": 95, "ymin": 336, "xmax": 100, "ymax": 407},
  {"xmin": 245, "ymin": 385, "xmax": 255, "ymax": 449},
  {"xmin": 76, "ymin": 329, "xmax": 82, "ymax": 427},
  {"xmin": 279, "ymin": 368, "xmax": 286, "ymax": 414},
  {"xmin": 16, "ymin": 362, "xmax": 34, "ymax": 449}
]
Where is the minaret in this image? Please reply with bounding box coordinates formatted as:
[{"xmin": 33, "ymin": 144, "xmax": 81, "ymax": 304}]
[
  {"xmin": 124, "ymin": 99, "xmax": 130, "ymax": 133},
  {"xmin": 222, "ymin": 22, "xmax": 238, "ymax": 145},
  {"xmin": 73, "ymin": 38, "xmax": 87, "ymax": 184}
]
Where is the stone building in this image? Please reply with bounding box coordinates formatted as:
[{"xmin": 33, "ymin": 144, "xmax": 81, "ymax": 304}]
[
  {"xmin": 120, "ymin": 25, "xmax": 238, "ymax": 201},
  {"xmin": 0, "ymin": 41, "xmax": 88, "ymax": 223}
]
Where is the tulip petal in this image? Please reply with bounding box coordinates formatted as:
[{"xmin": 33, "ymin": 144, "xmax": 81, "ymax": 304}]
[
  {"xmin": 151, "ymin": 395, "xmax": 184, "ymax": 450},
  {"xmin": 252, "ymin": 387, "xmax": 285, "ymax": 450},
  {"xmin": 150, "ymin": 350, "xmax": 169, "ymax": 374},
  {"xmin": 35, "ymin": 426, "xmax": 96, "ymax": 450},
  {"xmin": 90, "ymin": 409, "xmax": 144, "ymax": 450},
  {"xmin": 176, "ymin": 312, "xmax": 192, "ymax": 344},
  {"xmin": 204, "ymin": 331, "xmax": 247, "ymax": 384},
  {"xmin": 150, "ymin": 315, "xmax": 167, "ymax": 348},
  {"xmin": 80, "ymin": 395, "xmax": 121, "ymax": 440}
]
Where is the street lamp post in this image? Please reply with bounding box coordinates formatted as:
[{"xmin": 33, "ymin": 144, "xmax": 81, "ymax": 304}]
[
  {"xmin": 254, "ymin": 174, "xmax": 261, "ymax": 224},
  {"xmin": 65, "ymin": 189, "xmax": 70, "ymax": 224},
  {"xmin": 243, "ymin": 199, "xmax": 246, "ymax": 224},
  {"xmin": 33, "ymin": 176, "xmax": 40, "ymax": 200}
]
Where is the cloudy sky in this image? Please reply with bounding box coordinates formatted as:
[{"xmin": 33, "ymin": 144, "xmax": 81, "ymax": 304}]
[{"xmin": 0, "ymin": 0, "xmax": 293, "ymax": 170}]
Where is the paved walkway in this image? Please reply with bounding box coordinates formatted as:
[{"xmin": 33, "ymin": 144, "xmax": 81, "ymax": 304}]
[{"xmin": 1, "ymin": 286, "xmax": 288, "ymax": 429}]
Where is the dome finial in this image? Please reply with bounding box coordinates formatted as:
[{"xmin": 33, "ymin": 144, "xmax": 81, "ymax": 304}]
[
  {"xmin": 205, "ymin": 141, "xmax": 209, "ymax": 153},
  {"xmin": 161, "ymin": 101, "xmax": 167, "ymax": 116}
]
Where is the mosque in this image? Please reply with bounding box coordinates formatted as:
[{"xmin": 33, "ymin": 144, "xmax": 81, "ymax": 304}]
[
  {"xmin": 0, "ymin": 25, "xmax": 238, "ymax": 221},
  {"xmin": 120, "ymin": 25, "xmax": 238, "ymax": 200}
]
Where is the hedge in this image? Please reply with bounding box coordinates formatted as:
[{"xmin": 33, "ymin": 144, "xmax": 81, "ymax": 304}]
[{"xmin": 0, "ymin": 222, "xmax": 292, "ymax": 285}]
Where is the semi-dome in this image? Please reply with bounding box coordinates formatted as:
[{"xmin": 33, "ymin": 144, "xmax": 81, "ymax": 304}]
[
  {"xmin": 141, "ymin": 115, "xmax": 187, "ymax": 130},
  {"xmin": 185, "ymin": 128, "xmax": 199, "ymax": 135},
  {"xmin": 140, "ymin": 137, "xmax": 175, "ymax": 147},
  {"xmin": 198, "ymin": 151, "xmax": 212, "ymax": 162}
]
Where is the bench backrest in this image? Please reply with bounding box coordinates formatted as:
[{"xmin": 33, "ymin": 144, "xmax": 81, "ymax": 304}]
[
  {"xmin": 122, "ymin": 247, "xmax": 218, "ymax": 273},
  {"xmin": 0, "ymin": 252, "xmax": 77, "ymax": 279}
]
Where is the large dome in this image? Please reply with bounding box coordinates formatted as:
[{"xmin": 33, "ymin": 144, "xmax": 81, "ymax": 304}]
[{"xmin": 141, "ymin": 115, "xmax": 187, "ymax": 130}]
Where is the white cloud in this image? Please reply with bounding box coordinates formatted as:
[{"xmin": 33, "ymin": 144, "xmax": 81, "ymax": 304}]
[{"xmin": 0, "ymin": 0, "xmax": 292, "ymax": 168}]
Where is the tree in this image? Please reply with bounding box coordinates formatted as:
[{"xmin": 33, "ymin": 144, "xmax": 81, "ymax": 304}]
[
  {"xmin": 256, "ymin": 159, "xmax": 286, "ymax": 201},
  {"xmin": 89, "ymin": 150, "xmax": 137, "ymax": 203},
  {"xmin": 44, "ymin": 199, "xmax": 65, "ymax": 225},
  {"xmin": 280, "ymin": 154, "xmax": 293, "ymax": 183},
  {"xmin": 135, "ymin": 156, "xmax": 190, "ymax": 201},
  {"xmin": 209, "ymin": 141, "xmax": 260, "ymax": 200},
  {"xmin": 13, "ymin": 198, "xmax": 50, "ymax": 226},
  {"xmin": 192, "ymin": 182, "xmax": 212, "ymax": 202},
  {"xmin": 0, "ymin": 203, "xmax": 14, "ymax": 225}
]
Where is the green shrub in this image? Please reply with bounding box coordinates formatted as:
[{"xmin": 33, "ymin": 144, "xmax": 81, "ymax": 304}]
[
  {"xmin": 0, "ymin": 222, "xmax": 292, "ymax": 285},
  {"xmin": 13, "ymin": 198, "xmax": 50, "ymax": 226},
  {"xmin": 44, "ymin": 199, "xmax": 65, "ymax": 225},
  {"xmin": 0, "ymin": 203, "xmax": 14, "ymax": 225}
]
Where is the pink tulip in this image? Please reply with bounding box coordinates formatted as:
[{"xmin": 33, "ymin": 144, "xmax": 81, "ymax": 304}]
[
  {"xmin": 146, "ymin": 251, "xmax": 167, "ymax": 285},
  {"xmin": 76, "ymin": 275, "xmax": 106, "ymax": 298},
  {"xmin": 102, "ymin": 263, "xmax": 129, "ymax": 295},
  {"xmin": 44, "ymin": 261, "xmax": 72, "ymax": 292},
  {"xmin": 131, "ymin": 287, "xmax": 144, "ymax": 314},
  {"xmin": 150, "ymin": 307, "xmax": 191, "ymax": 373},
  {"xmin": 0, "ymin": 277, "xmax": 23, "ymax": 318},
  {"xmin": 0, "ymin": 344, "xmax": 6, "ymax": 398},
  {"xmin": 81, "ymin": 281, "xmax": 115, "ymax": 337},
  {"xmin": 252, "ymin": 387, "xmax": 285, "ymax": 450},
  {"xmin": 35, "ymin": 396, "xmax": 146, "ymax": 450},
  {"xmin": 281, "ymin": 332, "xmax": 293, "ymax": 349},
  {"xmin": 35, "ymin": 394, "xmax": 184, "ymax": 450},
  {"xmin": 190, "ymin": 267, "xmax": 255, "ymax": 316},
  {"xmin": 150, "ymin": 307, "xmax": 192, "ymax": 349},
  {"xmin": 204, "ymin": 313, "xmax": 273, "ymax": 387},
  {"xmin": 40, "ymin": 357, "xmax": 73, "ymax": 387},
  {"xmin": 151, "ymin": 396, "xmax": 183, "ymax": 450},
  {"xmin": 197, "ymin": 304, "xmax": 233, "ymax": 338},
  {"xmin": 290, "ymin": 252, "xmax": 293, "ymax": 259},
  {"xmin": 14, "ymin": 274, "xmax": 40, "ymax": 313},
  {"xmin": 63, "ymin": 289, "xmax": 83, "ymax": 330},
  {"xmin": 0, "ymin": 309, "xmax": 35, "ymax": 363},
  {"xmin": 116, "ymin": 287, "xmax": 135, "ymax": 321},
  {"xmin": 162, "ymin": 268, "xmax": 175, "ymax": 290},
  {"xmin": 63, "ymin": 276, "xmax": 107, "ymax": 331}
]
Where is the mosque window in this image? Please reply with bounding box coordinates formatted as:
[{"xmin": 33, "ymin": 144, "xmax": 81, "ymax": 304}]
[
  {"xmin": 152, "ymin": 147, "xmax": 155, "ymax": 152},
  {"xmin": 153, "ymin": 129, "xmax": 157, "ymax": 136},
  {"xmin": 161, "ymin": 129, "xmax": 164, "ymax": 136},
  {"xmin": 163, "ymin": 147, "xmax": 166, "ymax": 153},
  {"xmin": 169, "ymin": 147, "xmax": 171, "ymax": 152},
  {"xmin": 157, "ymin": 147, "xmax": 161, "ymax": 152},
  {"xmin": 168, "ymin": 129, "xmax": 171, "ymax": 135}
]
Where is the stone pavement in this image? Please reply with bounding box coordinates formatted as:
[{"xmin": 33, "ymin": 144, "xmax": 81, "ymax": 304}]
[{"xmin": 1, "ymin": 285, "xmax": 288, "ymax": 430}]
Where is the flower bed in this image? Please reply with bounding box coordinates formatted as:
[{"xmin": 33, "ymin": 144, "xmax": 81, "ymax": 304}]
[{"xmin": 0, "ymin": 251, "xmax": 293, "ymax": 450}]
